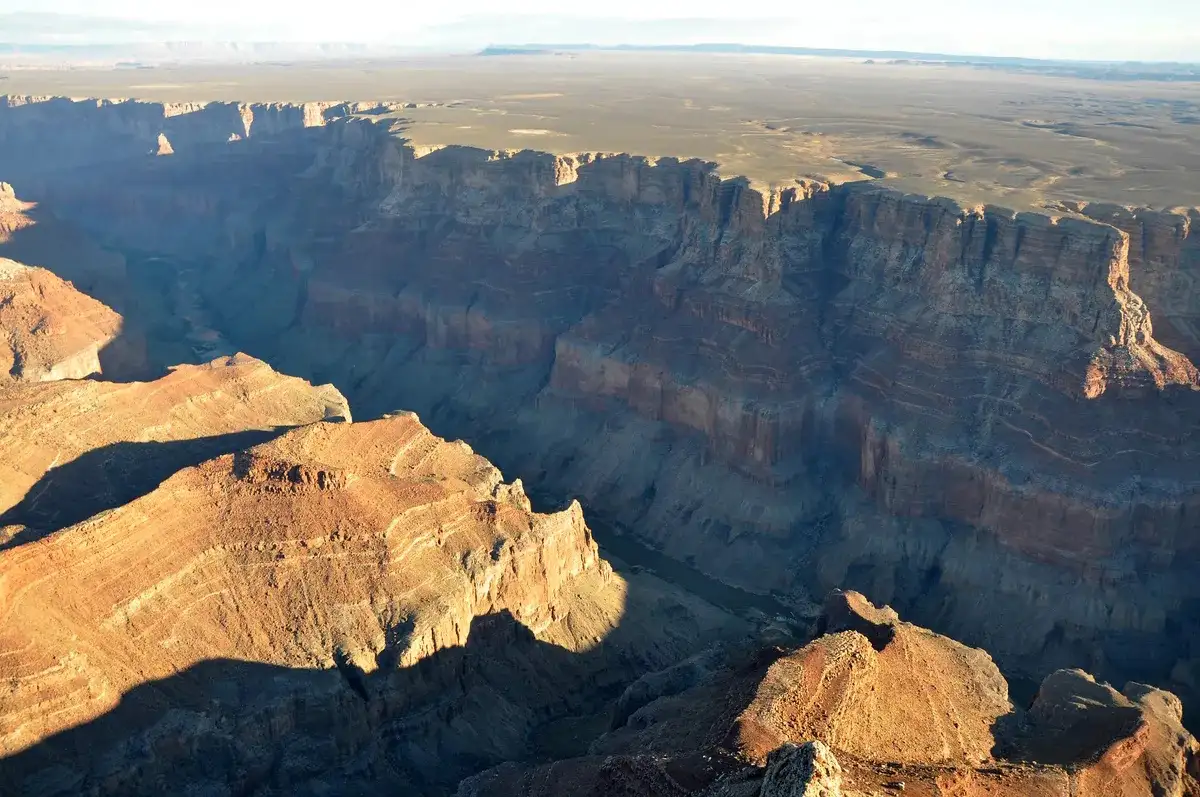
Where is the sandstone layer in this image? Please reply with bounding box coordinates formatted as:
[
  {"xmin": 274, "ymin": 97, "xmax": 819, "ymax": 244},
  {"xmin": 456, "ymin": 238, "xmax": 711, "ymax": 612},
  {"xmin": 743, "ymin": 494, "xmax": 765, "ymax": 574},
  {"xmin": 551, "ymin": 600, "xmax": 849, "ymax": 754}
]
[
  {"xmin": 0, "ymin": 353, "xmax": 349, "ymax": 536},
  {"xmin": 0, "ymin": 370, "xmax": 738, "ymax": 795},
  {"xmin": 460, "ymin": 592, "xmax": 1200, "ymax": 797},
  {"xmin": 2, "ymin": 100, "xmax": 1199, "ymax": 712}
]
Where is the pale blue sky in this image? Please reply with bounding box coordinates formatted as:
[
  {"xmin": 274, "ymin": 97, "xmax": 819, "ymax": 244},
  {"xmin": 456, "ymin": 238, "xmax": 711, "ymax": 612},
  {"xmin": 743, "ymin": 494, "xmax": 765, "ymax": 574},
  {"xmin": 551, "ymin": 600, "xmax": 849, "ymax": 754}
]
[{"xmin": 2, "ymin": 0, "xmax": 1198, "ymax": 61}]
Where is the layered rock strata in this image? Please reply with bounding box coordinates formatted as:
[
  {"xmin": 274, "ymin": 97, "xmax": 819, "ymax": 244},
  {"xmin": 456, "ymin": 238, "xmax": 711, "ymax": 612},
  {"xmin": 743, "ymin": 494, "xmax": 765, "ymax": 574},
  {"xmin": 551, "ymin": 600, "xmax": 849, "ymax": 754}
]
[
  {"xmin": 0, "ymin": 256, "xmax": 121, "ymax": 381},
  {"xmin": 459, "ymin": 592, "xmax": 1200, "ymax": 797},
  {"xmin": 3, "ymin": 105, "xmax": 1200, "ymax": 706},
  {"xmin": 0, "ymin": 275, "xmax": 738, "ymax": 794},
  {"xmin": 0, "ymin": 353, "xmax": 349, "ymax": 531},
  {"xmin": 0, "ymin": 375, "xmax": 737, "ymax": 795},
  {"xmin": 0, "ymin": 97, "xmax": 397, "ymax": 182}
]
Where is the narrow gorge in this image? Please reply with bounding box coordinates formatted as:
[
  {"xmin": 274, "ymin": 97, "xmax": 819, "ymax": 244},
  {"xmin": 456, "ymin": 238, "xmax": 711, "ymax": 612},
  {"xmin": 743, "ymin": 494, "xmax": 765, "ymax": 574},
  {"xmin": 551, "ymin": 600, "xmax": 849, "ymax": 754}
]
[{"xmin": 2, "ymin": 94, "xmax": 1200, "ymax": 794}]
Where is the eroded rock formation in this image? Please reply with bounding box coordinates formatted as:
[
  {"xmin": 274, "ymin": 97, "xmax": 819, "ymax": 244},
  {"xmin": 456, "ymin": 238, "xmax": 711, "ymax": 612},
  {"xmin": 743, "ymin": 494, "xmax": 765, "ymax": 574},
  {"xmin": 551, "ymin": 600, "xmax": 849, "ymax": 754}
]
[
  {"xmin": 728, "ymin": 590, "xmax": 1010, "ymax": 767},
  {"xmin": 105, "ymin": 117, "xmax": 1196, "ymax": 702},
  {"xmin": 0, "ymin": 367, "xmax": 738, "ymax": 795},
  {"xmin": 0, "ymin": 353, "xmax": 349, "ymax": 533},
  {"xmin": 461, "ymin": 592, "xmax": 1200, "ymax": 797},
  {"xmin": 760, "ymin": 742, "xmax": 843, "ymax": 797},
  {"xmin": 2, "ymin": 103, "xmax": 1198, "ymax": 699},
  {"xmin": 0, "ymin": 256, "xmax": 121, "ymax": 381},
  {"xmin": 0, "ymin": 96, "xmax": 397, "ymax": 182}
]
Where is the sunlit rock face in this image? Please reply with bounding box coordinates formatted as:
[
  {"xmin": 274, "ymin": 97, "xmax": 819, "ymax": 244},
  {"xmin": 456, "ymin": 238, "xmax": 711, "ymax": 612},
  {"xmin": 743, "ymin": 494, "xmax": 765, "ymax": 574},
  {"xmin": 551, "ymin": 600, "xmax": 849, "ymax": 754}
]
[
  {"xmin": 3, "ymin": 99, "xmax": 1200, "ymax": 718},
  {"xmin": 459, "ymin": 592, "xmax": 1200, "ymax": 797},
  {"xmin": 0, "ymin": 256, "xmax": 121, "ymax": 382},
  {"xmin": 0, "ymin": 360, "xmax": 734, "ymax": 794}
]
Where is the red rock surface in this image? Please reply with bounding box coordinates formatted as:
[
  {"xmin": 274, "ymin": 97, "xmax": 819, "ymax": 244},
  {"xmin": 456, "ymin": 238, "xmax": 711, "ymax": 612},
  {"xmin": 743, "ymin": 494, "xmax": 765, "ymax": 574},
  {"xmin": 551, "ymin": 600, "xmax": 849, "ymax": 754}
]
[
  {"xmin": 461, "ymin": 592, "xmax": 1200, "ymax": 797},
  {"xmin": 0, "ymin": 357, "xmax": 738, "ymax": 794},
  {"xmin": 0, "ymin": 354, "xmax": 349, "ymax": 524},
  {"xmin": 0, "ymin": 279, "xmax": 736, "ymax": 793},
  {"xmin": 0, "ymin": 413, "xmax": 601, "ymax": 755},
  {"xmin": 0, "ymin": 257, "xmax": 122, "ymax": 381}
]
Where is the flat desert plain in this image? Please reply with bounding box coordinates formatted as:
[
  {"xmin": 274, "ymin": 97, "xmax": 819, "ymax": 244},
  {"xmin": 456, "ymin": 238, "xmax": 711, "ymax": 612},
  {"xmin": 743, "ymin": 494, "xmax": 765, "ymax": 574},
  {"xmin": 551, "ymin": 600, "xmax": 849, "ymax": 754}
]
[{"xmin": 4, "ymin": 52, "xmax": 1200, "ymax": 210}]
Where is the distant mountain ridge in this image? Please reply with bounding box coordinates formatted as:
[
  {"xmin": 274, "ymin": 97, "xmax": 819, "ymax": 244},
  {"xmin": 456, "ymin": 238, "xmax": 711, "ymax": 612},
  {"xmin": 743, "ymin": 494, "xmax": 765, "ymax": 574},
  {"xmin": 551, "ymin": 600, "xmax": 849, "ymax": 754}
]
[{"xmin": 479, "ymin": 42, "xmax": 1200, "ymax": 80}]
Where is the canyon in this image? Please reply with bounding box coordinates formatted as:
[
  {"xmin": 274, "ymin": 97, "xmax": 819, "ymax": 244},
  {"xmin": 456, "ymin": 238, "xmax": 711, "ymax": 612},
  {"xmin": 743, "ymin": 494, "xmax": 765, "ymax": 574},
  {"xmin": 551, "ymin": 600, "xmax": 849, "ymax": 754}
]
[{"xmin": 0, "ymin": 87, "xmax": 1198, "ymax": 795}]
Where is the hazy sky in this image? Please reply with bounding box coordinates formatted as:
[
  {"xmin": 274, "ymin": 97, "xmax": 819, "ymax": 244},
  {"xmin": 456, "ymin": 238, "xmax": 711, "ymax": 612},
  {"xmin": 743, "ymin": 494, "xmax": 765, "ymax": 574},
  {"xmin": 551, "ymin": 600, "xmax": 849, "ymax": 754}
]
[{"xmin": 3, "ymin": 0, "xmax": 1199, "ymax": 61}]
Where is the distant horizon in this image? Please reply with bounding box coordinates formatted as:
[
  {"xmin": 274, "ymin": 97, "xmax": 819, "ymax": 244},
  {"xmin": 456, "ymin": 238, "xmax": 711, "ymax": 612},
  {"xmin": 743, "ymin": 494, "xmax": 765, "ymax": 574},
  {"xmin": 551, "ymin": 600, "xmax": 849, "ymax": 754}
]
[
  {"xmin": 475, "ymin": 42, "xmax": 1200, "ymax": 66},
  {"xmin": 1, "ymin": 3, "xmax": 1198, "ymax": 63},
  {"xmin": 2, "ymin": 35, "xmax": 1199, "ymax": 70}
]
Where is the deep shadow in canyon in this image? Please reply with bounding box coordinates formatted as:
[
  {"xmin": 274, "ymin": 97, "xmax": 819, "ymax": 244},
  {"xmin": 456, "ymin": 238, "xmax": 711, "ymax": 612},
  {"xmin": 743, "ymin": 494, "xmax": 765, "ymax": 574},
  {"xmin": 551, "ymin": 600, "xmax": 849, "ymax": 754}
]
[
  {"xmin": 0, "ymin": 431, "xmax": 291, "ymax": 549},
  {"xmin": 0, "ymin": 600, "xmax": 759, "ymax": 796},
  {"xmin": 0, "ymin": 596, "xmax": 1102, "ymax": 797}
]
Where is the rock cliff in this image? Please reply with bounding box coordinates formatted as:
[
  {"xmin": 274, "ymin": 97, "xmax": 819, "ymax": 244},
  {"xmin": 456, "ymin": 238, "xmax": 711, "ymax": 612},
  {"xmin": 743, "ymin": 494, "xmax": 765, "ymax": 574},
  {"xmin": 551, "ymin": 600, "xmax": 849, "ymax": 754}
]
[
  {"xmin": 204, "ymin": 123, "xmax": 1200, "ymax": 701},
  {"xmin": 0, "ymin": 96, "xmax": 396, "ymax": 183},
  {"xmin": 2, "ymin": 102, "xmax": 1200, "ymax": 717},
  {"xmin": 0, "ymin": 354, "xmax": 350, "ymax": 533},
  {"xmin": 0, "ymin": 255, "xmax": 738, "ymax": 793}
]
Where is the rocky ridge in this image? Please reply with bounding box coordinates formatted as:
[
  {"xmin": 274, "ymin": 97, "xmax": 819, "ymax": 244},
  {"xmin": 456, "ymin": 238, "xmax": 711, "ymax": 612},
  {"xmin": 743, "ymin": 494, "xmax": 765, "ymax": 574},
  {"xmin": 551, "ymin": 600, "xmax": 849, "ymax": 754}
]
[
  {"xmin": 0, "ymin": 236, "xmax": 740, "ymax": 794},
  {"xmin": 0, "ymin": 353, "xmax": 349, "ymax": 530},
  {"xmin": 0, "ymin": 355, "xmax": 739, "ymax": 795}
]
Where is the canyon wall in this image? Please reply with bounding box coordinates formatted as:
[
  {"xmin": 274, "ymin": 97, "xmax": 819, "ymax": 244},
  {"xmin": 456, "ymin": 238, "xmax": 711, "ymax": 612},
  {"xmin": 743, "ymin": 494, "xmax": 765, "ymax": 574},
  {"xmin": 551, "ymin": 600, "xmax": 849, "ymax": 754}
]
[
  {"xmin": 3, "ymin": 101, "xmax": 1199, "ymax": 705},
  {"xmin": 0, "ymin": 95, "xmax": 398, "ymax": 182}
]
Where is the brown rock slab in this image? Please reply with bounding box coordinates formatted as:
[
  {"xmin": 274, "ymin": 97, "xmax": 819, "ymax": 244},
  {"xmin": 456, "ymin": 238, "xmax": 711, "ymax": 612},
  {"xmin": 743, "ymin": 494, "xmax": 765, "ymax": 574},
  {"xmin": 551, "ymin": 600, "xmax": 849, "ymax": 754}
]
[
  {"xmin": 729, "ymin": 591, "xmax": 1010, "ymax": 767},
  {"xmin": 761, "ymin": 741, "xmax": 843, "ymax": 797},
  {"xmin": 0, "ymin": 353, "xmax": 349, "ymax": 525},
  {"xmin": 1008, "ymin": 669, "xmax": 1200, "ymax": 797},
  {"xmin": 0, "ymin": 257, "xmax": 122, "ymax": 382}
]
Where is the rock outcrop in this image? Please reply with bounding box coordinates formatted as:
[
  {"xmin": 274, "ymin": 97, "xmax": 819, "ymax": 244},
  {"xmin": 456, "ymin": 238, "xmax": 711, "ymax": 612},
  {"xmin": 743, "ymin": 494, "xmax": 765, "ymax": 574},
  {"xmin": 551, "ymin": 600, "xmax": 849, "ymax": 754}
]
[
  {"xmin": 0, "ymin": 257, "xmax": 121, "ymax": 381},
  {"xmin": 759, "ymin": 742, "xmax": 843, "ymax": 797},
  {"xmin": 0, "ymin": 353, "xmax": 349, "ymax": 531},
  {"xmin": 461, "ymin": 592, "xmax": 1200, "ymax": 797},
  {"xmin": 0, "ymin": 413, "xmax": 591, "ymax": 754},
  {"xmin": 728, "ymin": 590, "xmax": 1010, "ymax": 767},
  {"xmin": 1003, "ymin": 669, "xmax": 1200, "ymax": 795}
]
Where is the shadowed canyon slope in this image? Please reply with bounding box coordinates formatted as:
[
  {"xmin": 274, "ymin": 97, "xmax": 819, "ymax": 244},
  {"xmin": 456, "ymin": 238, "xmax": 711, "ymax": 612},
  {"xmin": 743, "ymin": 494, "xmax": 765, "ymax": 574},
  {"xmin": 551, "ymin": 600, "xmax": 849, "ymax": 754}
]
[
  {"xmin": 0, "ymin": 228, "xmax": 740, "ymax": 794},
  {"xmin": 460, "ymin": 592, "xmax": 1200, "ymax": 796},
  {"xmin": 1, "ymin": 94, "xmax": 1200, "ymax": 794}
]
